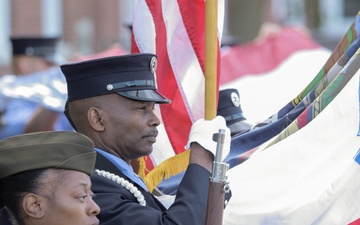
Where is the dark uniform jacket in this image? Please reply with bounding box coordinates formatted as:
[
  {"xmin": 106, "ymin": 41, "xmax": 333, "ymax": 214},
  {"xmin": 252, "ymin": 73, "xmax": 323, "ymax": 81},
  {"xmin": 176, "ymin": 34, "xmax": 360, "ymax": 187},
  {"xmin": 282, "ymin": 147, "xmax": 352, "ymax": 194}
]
[
  {"xmin": 0, "ymin": 210, "xmax": 11, "ymax": 225},
  {"xmin": 92, "ymin": 152, "xmax": 211, "ymax": 225}
]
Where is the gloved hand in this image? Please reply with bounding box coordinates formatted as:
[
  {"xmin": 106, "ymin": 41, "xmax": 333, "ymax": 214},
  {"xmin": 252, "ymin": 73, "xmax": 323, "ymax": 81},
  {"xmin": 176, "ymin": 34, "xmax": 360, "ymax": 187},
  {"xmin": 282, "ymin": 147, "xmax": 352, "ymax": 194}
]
[{"xmin": 185, "ymin": 116, "xmax": 231, "ymax": 162}]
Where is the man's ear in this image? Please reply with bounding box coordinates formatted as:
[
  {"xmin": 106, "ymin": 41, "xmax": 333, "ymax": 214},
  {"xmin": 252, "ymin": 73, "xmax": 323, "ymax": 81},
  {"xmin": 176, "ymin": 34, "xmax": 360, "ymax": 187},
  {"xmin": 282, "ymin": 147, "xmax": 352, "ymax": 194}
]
[
  {"xmin": 88, "ymin": 107, "xmax": 105, "ymax": 131},
  {"xmin": 22, "ymin": 194, "xmax": 45, "ymax": 219}
]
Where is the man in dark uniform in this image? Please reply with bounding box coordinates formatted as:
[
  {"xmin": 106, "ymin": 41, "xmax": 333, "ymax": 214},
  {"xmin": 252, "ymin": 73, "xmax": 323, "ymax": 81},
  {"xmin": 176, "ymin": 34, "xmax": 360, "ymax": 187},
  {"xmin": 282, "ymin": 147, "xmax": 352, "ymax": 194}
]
[{"xmin": 61, "ymin": 53, "xmax": 231, "ymax": 225}]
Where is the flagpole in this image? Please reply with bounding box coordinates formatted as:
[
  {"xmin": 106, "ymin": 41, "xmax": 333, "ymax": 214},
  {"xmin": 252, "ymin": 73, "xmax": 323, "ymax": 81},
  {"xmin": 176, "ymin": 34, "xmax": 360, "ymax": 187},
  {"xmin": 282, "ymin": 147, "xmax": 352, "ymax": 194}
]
[
  {"xmin": 205, "ymin": 1, "xmax": 226, "ymax": 225},
  {"xmin": 205, "ymin": 0, "xmax": 218, "ymax": 120}
]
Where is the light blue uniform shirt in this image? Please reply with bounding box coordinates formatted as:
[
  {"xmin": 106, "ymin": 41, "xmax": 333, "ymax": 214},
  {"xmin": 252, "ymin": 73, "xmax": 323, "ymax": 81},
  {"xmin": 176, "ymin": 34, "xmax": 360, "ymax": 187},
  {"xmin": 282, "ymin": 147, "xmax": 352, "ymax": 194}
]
[{"xmin": 95, "ymin": 148, "xmax": 148, "ymax": 191}]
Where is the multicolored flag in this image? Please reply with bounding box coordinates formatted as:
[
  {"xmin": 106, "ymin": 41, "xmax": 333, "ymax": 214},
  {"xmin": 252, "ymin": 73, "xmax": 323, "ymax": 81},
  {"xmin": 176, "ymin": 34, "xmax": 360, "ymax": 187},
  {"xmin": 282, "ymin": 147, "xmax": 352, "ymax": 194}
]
[
  {"xmin": 225, "ymin": 37, "xmax": 360, "ymax": 167},
  {"xmin": 223, "ymin": 12, "xmax": 360, "ymax": 167},
  {"xmin": 223, "ymin": 69, "xmax": 360, "ymax": 225},
  {"xmin": 262, "ymin": 41, "xmax": 360, "ymax": 149}
]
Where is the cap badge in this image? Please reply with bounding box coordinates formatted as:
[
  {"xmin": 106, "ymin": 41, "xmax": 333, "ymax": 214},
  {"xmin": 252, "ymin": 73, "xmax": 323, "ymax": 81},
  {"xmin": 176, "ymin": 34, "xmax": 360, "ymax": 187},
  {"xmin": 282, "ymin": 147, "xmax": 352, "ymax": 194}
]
[
  {"xmin": 150, "ymin": 57, "xmax": 157, "ymax": 74},
  {"xmin": 230, "ymin": 92, "xmax": 240, "ymax": 107},
  {"xmin": 25, "ymin": 47, "xmax": 35, "ymax": 56},
  {"xmin": 106, "ymin": 84, "xmax": 114, "ymax": 91}
]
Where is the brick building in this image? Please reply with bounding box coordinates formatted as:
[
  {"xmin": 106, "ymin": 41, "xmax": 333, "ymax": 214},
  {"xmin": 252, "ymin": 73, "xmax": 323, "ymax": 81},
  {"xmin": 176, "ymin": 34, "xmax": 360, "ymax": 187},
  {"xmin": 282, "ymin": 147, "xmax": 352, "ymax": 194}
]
[
  {"xmin": 0, "ymin": 0, "xmax": 132, "ymax": 75},
  {"xmin": 0, "ymin": 0, "xmax": 358, "ymax": 75}
]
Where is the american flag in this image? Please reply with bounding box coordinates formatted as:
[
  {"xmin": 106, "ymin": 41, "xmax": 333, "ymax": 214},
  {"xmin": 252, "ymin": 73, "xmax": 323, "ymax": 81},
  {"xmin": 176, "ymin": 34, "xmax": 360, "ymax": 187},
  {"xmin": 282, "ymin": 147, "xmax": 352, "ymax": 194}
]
[{"xmin": 131, "ymin": 0, "xmax": 224, "ymax": 172}]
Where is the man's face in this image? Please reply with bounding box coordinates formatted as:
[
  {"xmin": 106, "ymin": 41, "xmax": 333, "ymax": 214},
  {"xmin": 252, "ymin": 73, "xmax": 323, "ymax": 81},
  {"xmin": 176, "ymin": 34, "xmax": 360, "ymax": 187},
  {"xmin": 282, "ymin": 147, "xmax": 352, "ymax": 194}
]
[{"xmin": 100, "ymin": 94, "xmax": 160, "ymax": 161}]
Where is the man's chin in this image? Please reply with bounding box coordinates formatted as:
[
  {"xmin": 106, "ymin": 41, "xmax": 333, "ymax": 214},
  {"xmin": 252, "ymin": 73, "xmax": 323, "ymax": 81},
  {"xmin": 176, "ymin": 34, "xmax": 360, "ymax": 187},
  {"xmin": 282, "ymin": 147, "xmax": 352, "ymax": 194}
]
[{"xmin": 140, "ymin": 146, "xmax": 153, "ymax": 157}]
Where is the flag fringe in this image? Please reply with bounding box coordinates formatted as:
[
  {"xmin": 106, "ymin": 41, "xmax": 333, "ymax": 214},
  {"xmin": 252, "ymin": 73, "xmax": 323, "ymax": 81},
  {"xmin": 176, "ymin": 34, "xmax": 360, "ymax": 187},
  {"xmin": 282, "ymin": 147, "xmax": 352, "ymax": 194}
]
[
  {"xmin": 139, "ymin": 150, "xmax": 190, "ymax": 192},
  {"xmin": 136, "ymin": 157, "xmax": 147, "ymax": 180}
]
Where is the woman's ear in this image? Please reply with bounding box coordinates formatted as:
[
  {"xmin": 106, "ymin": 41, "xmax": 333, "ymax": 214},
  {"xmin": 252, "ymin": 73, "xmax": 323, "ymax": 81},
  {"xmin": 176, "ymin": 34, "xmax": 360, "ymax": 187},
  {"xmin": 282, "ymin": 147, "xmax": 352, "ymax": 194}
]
[
  {"xmin": 88, "ymin": 107, "xmax": 105, "ymax": 131},
  {"xmin": 22, "ymin": 194, "xmax": 45, "ymax": 219}
]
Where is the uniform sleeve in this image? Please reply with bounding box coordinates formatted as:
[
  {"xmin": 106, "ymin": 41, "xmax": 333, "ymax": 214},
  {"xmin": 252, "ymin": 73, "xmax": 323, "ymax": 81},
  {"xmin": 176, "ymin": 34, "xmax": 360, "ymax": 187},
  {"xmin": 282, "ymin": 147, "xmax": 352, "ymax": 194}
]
[{"xmin": 92, "ymin": 163, "xmax": 210, "ymax": 225}]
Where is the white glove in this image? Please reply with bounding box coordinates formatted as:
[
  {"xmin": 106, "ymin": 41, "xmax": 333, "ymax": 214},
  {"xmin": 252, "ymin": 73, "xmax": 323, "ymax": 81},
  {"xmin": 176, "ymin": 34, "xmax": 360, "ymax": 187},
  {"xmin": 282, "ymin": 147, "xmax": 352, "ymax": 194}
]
[{"xmin": 185, "ymin": 116, "xmax": 231, "ymax": 162}]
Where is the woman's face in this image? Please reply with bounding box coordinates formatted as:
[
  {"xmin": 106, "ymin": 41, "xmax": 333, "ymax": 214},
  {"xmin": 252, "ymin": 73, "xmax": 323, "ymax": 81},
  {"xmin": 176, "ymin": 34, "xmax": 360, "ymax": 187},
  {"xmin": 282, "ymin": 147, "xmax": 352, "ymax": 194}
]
[{"xmin": 38, "ymin": 170, "xmax": 100, "ymax": 225}]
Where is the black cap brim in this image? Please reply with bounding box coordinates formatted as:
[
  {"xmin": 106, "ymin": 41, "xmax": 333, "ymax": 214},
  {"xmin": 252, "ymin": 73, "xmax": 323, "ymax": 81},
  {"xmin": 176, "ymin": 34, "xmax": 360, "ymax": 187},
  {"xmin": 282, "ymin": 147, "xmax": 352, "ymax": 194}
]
[
  {"xmin": 117, "ymin": 89, "xmax": 171, "ymax": 104},
  {"xmin": 228, "ymin": 120, "xmax": 254, "ymax": 135}
]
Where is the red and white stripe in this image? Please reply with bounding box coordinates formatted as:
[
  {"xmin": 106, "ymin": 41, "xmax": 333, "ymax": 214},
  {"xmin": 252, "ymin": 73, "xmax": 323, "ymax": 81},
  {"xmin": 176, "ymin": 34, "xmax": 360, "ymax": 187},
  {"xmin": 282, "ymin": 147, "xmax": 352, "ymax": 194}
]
[{"xmin": 131, "ymin": 0, "xmax": 224, "ymax": 170}]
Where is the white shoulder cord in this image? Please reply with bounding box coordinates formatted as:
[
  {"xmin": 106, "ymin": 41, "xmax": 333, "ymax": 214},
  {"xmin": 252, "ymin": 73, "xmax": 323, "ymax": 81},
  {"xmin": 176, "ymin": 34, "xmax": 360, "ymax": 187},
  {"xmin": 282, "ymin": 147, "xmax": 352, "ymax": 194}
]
[{"xmin": 95, "ymin": 169, "xmax": 146, "ymax": 206}]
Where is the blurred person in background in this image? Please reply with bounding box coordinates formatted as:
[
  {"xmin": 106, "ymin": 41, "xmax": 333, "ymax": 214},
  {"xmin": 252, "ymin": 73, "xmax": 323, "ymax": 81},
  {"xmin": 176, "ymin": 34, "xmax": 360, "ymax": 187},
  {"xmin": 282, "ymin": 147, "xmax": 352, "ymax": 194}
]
[
  {"xmin": 10, "ymin": 37, "xmax": 61, "ymax": 76},
  {"xmin": 0, "ymin": 36, "xmax": 73, "ymax": 139},
  {"xmin": 217, "ymin": 88, "xmax": 255, "ymax": 136}
]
